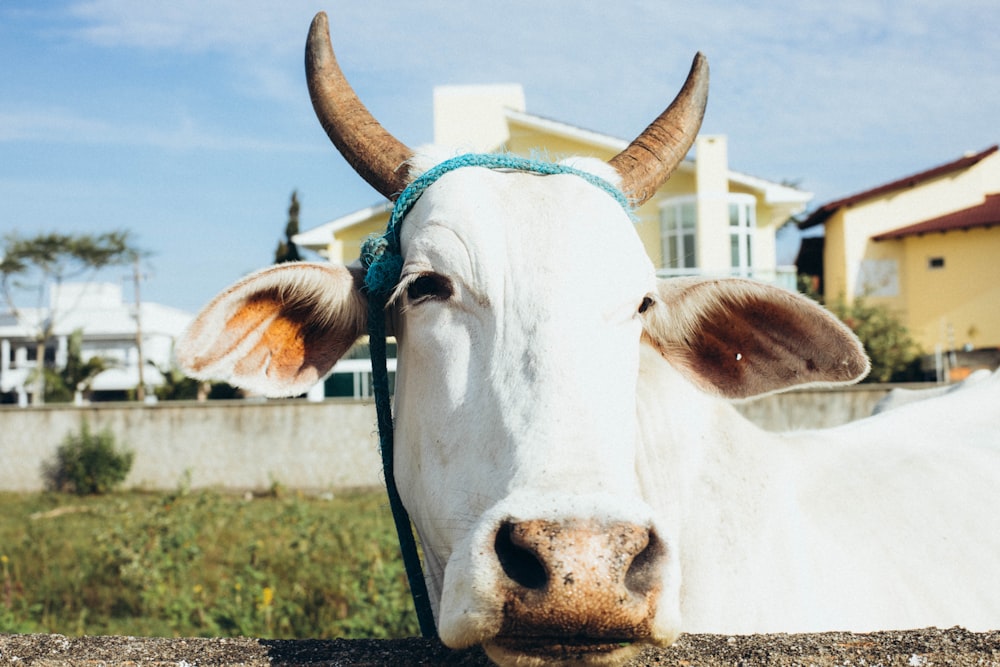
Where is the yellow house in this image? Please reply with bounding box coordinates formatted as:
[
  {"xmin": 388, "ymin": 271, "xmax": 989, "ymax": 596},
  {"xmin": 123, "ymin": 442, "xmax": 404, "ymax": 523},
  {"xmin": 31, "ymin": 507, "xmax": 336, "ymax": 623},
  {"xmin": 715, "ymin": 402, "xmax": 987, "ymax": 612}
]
[
  {"xmin": 295, "ymin": 84, "xmax": 812, "ymax": 290},
  {"xmin": 798, "ymin": 145, "xmax": 1000, "ymax": 354}
]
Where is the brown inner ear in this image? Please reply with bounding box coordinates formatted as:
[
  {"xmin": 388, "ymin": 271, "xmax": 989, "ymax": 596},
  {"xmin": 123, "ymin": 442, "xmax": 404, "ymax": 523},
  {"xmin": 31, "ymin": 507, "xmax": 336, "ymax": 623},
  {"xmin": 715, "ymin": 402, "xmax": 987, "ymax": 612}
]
[
  {"xmin": 687, "ymin": 293, "xmax": 852, "ymax": 396},
  {"xmin": 647, "ymin": 279, "xmax": 869, "ymax": 399},
  {"xmin": 690, "ymin": 299, "xmax": 815, "ymax": 395}
]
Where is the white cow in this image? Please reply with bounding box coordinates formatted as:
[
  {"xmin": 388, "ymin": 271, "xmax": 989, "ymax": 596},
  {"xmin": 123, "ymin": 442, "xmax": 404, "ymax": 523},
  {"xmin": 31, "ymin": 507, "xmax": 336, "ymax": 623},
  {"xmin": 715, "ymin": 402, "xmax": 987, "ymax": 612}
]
[{"xmin": 176, "ymin": 12, "xmax": 1000, "ymax": 667}]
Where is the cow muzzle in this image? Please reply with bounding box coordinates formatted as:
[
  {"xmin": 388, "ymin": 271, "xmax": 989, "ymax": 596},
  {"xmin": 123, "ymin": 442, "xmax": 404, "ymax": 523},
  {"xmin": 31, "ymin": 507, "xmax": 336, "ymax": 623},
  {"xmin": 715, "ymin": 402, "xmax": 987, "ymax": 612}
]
[{"xmin": 484, "ymin": 518, "xmax": 665, "ymax": 666}]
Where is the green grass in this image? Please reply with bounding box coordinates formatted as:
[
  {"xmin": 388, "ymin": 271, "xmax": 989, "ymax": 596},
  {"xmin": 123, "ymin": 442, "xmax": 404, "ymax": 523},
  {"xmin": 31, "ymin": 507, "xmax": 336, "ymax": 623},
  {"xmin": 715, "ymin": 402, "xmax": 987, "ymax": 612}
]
[{"xmin": 0, "ymin": 488, "xmax": 420, "ymax": 639}]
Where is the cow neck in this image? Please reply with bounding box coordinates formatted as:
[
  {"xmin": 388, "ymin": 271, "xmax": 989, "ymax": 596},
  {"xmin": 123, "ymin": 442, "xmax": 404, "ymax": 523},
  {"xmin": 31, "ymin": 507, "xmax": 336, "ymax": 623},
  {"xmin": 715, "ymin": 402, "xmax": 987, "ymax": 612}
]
[{"xmin": 359, "ymin": 153, "xmax": 633, "ymax": 639}]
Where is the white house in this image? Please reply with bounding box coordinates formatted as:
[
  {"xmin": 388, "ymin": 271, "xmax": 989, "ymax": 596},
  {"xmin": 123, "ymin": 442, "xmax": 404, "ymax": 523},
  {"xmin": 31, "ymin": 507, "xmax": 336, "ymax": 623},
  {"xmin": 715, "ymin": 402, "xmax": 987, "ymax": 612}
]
[{"xmin": 0, "ymin": 282, "xmax": 192, "ymax": 405}]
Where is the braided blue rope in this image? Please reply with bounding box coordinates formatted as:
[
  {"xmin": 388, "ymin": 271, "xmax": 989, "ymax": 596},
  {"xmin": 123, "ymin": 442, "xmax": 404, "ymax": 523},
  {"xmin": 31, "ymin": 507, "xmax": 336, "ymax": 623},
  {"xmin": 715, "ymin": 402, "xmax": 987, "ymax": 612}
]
[
  {"xmin": 361, "ymin": 153, "xmax": 632, "ymax": 639},
  {"xmin": 362, "ymin": 153, "xmax": 632, "ymax": 297}
]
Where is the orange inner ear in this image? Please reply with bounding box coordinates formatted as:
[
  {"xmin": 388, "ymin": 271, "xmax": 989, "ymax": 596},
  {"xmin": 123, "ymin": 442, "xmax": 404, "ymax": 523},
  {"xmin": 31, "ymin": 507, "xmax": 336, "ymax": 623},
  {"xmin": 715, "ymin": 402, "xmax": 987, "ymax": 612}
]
[
  {"xmin": 227, "ymin": 294, "xmax": 313, "ymax": 382},
  {"xmin": 182, "ymin": 295, "xmax": 281, "ymax": 375},
  {"xmin": 261, "ymin": 314, "xmax": 309, "ymax": 381},
  {"xmin": 223, "ymin": 292, "xmax": 352, "ymax": 387}
]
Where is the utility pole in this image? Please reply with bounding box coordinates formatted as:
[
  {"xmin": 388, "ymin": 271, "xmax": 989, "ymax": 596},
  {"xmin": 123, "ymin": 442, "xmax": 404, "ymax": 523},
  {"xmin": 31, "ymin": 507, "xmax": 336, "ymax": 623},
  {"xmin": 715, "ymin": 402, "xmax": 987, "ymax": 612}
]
[{"xmin": 132, "ymin": 255, "xmax": 146, "ymax": 402}]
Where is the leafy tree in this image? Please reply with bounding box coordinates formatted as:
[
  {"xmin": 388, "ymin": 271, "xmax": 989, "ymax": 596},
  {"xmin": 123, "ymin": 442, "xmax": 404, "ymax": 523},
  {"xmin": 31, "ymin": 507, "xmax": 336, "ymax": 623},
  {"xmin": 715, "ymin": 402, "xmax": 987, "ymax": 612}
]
[
  {"xmin": 0, "ymin": 230, "xmax": 141, "ymax": 404},
  {"xmin": 274, "ymin": 190, "xmax": 302, "ymax": 264},
  {"xmin": 153, "ymin": 362, "xmax": 202, "ymax": 401}
]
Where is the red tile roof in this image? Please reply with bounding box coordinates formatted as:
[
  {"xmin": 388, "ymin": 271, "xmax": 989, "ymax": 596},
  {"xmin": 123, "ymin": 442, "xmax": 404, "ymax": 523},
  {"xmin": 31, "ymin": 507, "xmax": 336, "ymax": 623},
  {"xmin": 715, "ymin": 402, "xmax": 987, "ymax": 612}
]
[
  {"xmin": 799, "ymin": 145, "xmax": 999, "ymax": 229},
  {"xmin": 872, "ymin": 193, "xmax": 1000, "ymax": 240}
]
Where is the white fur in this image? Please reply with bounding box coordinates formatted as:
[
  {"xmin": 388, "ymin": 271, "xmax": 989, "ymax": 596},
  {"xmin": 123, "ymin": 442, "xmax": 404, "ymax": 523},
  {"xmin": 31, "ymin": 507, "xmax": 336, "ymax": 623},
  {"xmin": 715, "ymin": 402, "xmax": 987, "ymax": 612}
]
[
  {"xmin": 872, "ymin": 368, "xmax": 992, "ymax": 415},
  {"xmin": 636, "ymin": 347, "xmax": 1000, "ymax": 634}
]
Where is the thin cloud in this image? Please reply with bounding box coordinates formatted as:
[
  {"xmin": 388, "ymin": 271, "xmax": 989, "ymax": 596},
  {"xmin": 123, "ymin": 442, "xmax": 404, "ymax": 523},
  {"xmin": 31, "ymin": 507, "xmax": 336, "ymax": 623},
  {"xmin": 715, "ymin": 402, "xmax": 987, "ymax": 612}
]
[
  {"xmin": 67, "ymin": 0, "xmax": 306, "ymax": 54},
  {"xmin": 0, "ymin": 108, "xmax": 321, "ymax": 153}
]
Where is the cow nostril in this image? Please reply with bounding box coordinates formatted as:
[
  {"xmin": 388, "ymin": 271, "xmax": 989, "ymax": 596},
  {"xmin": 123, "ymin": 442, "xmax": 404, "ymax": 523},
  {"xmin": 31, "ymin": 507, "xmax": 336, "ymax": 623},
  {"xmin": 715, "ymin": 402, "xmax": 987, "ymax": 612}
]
[
  {"xmin": 495, "ymin": 522, "xmax": 547, "ymax": 590},
  {"xmin": 624, "ymin": 529, "xmax": 664, "ymax": 596}
]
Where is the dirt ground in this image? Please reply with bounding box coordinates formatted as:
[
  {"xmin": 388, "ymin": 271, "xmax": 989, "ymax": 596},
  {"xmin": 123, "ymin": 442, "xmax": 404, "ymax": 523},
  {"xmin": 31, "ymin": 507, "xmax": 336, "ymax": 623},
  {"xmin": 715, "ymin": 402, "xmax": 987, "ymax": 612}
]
[{"xmin": 2, "ymin": 627, "xmax": 999, "ymax": 666}]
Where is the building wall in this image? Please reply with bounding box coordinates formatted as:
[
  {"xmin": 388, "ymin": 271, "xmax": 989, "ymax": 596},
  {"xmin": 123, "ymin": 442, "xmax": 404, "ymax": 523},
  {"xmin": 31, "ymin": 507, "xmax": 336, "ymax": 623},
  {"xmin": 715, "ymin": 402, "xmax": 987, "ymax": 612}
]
[
  {"xmin": 828, "ymin": 152, "xmax": 1000, "ymax": 301},
  {"xmin": 506, "ymin": 121, "xmax": 617, "ymax": 161},
  {"xmin": 894, "ymin": 226, "xmax": 1000, "ymax": 350},
  {"xmin": 694, "ymin": 135, "xmax": 731, "ymax": 273},
  {"xmin": 822, "ymin": 151, "xmax": 1000, "ymax": 351},
  {"xmin": 731, "ymin": 183, "xmax": 794, "ymax": 277},
  {"xmin": 330, "ymin": 210, "xmax": 391, "ymax": 264},
  {"xmin": 434, "ymin": 84, "xmax": 526, "ymax": 152},
  {"xmin": 823, "ymin": 210, "xmax": 849, "ymax": 299},
  {"xmin": 505, "ymin": 124, "xmax": 782, "ymax": 278}
]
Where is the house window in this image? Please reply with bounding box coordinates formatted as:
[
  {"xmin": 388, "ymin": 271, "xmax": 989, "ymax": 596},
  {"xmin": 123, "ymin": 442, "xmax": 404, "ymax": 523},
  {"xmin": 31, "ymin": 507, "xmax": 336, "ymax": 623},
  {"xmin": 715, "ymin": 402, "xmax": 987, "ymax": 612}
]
[
  {"xmin": 660, "ymin": 198, "xmax": 697, "ymax": 272},
  {"xmin": 928, "ymin": 256, "xmax": 945, "ymax": 270},
  {"xmin": 661, "ymin": 194, "xmax": 758, "ymax": 277},
  {"xmin": 729, "ymin": 195, "xmax": 756, "ymax": 276}
]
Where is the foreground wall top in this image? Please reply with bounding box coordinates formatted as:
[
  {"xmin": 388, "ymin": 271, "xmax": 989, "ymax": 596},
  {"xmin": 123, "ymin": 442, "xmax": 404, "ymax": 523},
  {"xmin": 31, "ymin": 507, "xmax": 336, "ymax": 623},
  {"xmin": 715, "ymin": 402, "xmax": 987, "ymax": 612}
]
[{"xmin": 1, "ymin": 628, "xmax": 998, "ymax": 666}]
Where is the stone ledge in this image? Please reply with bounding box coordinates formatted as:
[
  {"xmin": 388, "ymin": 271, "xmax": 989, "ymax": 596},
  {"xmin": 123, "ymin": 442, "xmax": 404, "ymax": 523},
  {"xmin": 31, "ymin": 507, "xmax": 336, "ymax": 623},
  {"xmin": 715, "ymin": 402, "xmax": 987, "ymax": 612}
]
[{"xmin": 1, "ymin": 628, "xmax": 998, "ymax": 666}]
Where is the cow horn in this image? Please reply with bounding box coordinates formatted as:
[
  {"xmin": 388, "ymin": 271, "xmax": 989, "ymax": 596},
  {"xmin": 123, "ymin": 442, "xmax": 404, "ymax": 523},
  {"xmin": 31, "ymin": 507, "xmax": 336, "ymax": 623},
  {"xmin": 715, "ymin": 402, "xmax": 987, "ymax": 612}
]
[
  {"xmin": 609, "ymin": 53, "xmax": 709, "ymax": 207},
  {"xmin": 306, "ymin": 12, "xmax": 413, "ymax": 200}
]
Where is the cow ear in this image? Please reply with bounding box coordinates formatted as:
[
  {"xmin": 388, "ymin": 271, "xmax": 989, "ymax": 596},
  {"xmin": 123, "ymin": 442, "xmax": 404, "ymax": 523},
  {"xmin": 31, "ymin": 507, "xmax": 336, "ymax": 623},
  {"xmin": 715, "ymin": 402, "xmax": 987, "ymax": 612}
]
[
  {"xmin": 176, "ymin": 262, "xmax": 368, "ymax": 398},
  {"xmin": 642, "ymin": 277, "xmax": 870, "ymax": 399}
]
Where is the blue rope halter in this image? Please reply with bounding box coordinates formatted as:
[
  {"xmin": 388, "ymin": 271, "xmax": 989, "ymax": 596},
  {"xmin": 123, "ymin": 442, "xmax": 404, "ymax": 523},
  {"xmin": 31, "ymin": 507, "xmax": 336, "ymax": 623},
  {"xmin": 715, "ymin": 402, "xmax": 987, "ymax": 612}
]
[{"xmin": 359, "ymin": 153, "xmax": 632, "ymax": 639}]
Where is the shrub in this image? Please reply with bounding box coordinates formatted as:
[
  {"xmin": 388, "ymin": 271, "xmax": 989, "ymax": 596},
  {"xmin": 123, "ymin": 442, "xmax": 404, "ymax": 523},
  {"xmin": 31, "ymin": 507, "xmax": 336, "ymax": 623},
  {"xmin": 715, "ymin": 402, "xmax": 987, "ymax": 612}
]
[
  {"xmin": 46, "ymin": 421, "xmax": 134, "ymax": 495},
  {"xmin": 824, "ymin": 295, "xmax": 922, "ymax": 383}
]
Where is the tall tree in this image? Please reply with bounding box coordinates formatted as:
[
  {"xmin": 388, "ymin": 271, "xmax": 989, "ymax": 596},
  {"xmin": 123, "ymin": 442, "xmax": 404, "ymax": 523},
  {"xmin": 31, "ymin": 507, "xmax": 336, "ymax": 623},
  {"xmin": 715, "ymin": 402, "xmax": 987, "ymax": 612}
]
[
  {"xmin": 274, "ymin": 190, "xmax": 302, "ymax": 264},
  {"xmin": 0, "ymin": 230, "xmax": 141, "ymax": 404}
]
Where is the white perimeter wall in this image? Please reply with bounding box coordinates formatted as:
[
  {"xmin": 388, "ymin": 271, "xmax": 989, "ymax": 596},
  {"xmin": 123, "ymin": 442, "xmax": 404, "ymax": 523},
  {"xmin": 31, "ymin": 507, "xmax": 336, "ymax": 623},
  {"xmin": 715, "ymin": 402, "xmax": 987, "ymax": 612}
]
[{"xmin": 0, "ymin": 385, "xmax": 905, "ymax": 493}]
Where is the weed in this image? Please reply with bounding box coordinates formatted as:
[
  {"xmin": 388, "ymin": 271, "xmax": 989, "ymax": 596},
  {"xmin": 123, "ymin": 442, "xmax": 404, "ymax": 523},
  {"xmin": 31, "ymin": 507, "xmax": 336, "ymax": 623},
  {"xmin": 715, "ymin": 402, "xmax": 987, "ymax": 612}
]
[{"xmin": 0, "ymin": 490, "xmax": 419, "ymax": 638}]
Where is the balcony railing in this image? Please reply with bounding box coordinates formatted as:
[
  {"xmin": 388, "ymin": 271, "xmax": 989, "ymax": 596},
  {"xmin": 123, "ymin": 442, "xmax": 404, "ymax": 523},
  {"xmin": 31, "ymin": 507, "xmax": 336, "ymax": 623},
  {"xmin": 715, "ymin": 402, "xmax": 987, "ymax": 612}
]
[{"xmin": 656, "ymin": 265, "xmax": 799, "ymax": 292}]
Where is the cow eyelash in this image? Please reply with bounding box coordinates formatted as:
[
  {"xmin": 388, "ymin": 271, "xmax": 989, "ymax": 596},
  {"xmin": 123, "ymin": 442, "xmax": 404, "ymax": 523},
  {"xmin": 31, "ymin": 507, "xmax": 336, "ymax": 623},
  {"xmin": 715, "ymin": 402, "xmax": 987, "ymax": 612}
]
[{"xmin": 406, "ymin": 272, "xmax": 454, "ymax": 303}]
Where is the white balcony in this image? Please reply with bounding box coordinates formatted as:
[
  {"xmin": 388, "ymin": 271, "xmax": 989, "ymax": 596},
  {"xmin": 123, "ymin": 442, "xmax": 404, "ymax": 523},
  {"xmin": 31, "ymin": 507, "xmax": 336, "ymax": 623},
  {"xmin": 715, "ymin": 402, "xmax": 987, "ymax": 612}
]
[{"xmin": 656, "ymin": 265, "xmax": 799, "ymax": 292}]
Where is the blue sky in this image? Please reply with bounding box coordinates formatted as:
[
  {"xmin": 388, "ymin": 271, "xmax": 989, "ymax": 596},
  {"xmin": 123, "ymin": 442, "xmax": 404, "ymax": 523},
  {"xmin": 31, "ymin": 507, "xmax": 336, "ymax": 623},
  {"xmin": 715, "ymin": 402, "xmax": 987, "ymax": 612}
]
[{"xmin": 2, "ymin": 1, "xmax": 998, "ymax": 313}]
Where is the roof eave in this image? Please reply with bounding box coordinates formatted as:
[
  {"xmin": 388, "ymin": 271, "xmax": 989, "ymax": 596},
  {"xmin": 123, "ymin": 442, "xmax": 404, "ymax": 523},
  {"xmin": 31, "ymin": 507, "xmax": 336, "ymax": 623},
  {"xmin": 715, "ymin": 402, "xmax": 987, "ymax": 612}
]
[
  {"xmin": 799, "ymin": 145, "xmax": 999, "ymax": 230},
  {"xmin": 292, "ymin": 201, "xmax": 393, "ymax": 247}
]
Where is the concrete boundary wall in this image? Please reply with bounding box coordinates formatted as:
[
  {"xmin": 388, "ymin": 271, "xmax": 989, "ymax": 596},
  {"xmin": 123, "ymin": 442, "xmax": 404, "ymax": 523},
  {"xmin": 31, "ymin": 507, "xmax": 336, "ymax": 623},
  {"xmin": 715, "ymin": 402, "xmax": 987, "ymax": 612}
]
[
  {"xmin": 0, "ymin": 400, "xmax": 385, "ymax": 493},
  {"xmin": 0, "ymin": 384, "xmax": 913, "ymax": 493},
  {"xmin": 2, "ymin": 628, "xmax": 998, "ymax": 665}
]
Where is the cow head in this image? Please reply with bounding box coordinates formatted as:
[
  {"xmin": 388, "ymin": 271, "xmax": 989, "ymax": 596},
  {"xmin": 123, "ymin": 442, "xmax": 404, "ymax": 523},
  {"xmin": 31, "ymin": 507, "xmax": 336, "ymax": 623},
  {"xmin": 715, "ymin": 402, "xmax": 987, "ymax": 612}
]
[{"xmin": 176, "ymin": 12, "xmax": 868, "ymax": 666}]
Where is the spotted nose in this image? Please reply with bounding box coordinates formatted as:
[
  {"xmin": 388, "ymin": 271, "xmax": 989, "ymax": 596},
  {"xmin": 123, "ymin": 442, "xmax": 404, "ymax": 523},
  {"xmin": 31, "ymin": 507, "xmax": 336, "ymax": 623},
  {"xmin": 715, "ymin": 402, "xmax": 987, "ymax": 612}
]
[{"xmin": 493, "ymin": 519, "xmax": 664, "ymax": 643}]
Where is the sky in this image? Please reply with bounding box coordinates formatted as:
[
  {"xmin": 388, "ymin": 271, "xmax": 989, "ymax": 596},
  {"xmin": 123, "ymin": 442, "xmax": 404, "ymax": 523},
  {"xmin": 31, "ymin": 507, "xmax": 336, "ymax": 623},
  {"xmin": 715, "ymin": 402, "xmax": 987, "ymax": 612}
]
[{"xmin": 2, "ymin": 1, "xmax": 998, "ymax": 314}]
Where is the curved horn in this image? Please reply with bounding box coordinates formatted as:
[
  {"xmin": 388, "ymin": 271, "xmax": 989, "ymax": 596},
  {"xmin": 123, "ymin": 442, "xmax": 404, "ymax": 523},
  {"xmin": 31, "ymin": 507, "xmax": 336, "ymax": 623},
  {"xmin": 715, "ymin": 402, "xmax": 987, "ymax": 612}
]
[
  {"xmin": 609, "ymin": 53, "xmax": 709, "ymax": 207},
  {"xmin": 306, "ymin": 12, "xmax": 413, "ymax": 200}
]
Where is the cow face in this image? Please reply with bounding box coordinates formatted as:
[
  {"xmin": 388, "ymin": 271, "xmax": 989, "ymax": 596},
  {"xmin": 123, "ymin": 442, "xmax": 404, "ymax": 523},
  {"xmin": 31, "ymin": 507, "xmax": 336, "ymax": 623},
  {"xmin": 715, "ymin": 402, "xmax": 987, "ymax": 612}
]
[{"xmin": 386, "ymin": 163, "xmax": 672, "ymax": 663}]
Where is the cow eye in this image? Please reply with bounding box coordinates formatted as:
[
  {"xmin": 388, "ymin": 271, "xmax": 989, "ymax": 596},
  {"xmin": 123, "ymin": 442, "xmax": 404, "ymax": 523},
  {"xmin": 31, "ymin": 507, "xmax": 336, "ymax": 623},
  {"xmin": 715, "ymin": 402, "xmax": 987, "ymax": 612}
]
[
  {"xmin": 638, "ymin": 295, "xmax": 655, "ymax": 314},
  {"xmin": 407, "ymin": 272, "xmax": 453, "ymax": 303}
]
